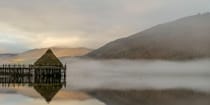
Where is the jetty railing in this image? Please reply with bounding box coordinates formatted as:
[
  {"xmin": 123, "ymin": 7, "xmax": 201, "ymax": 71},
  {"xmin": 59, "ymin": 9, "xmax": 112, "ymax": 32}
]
[{"xmin": 0, "ymin": 64, "xmax": 66, "ymax": 87}]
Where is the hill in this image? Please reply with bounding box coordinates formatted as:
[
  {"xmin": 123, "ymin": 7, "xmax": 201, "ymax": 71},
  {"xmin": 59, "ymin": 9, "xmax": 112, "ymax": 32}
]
[
  {"xmin": 87, "ymin": 13, "xmax": 210, "ymax": 60},
  {"xmin": 7, "ymin": 47, "xmax": 92, "ymax": 63},
  {"xmin": 0, "ymin": 54, "xmax": 17, "ymax": 58}
]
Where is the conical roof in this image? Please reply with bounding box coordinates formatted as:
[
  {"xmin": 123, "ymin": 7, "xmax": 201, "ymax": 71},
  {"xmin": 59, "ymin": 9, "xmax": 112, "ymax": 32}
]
[
  {"xmin": 34, "ymin": 49, "xmax": 62, "ymax": 66},
  {"xmin": 34, "ymin": 84, "xmax": 62, "ymax": 103}
]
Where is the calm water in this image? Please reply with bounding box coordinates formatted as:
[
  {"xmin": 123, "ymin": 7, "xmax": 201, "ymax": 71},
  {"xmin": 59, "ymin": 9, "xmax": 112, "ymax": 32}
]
[
  {"xmin": 1, "ymin": 58, "xmax": 210, "ymax": 104},
  {"xmin": 0, "ymin": 93, "xmax": 105, "ymax": 105}
]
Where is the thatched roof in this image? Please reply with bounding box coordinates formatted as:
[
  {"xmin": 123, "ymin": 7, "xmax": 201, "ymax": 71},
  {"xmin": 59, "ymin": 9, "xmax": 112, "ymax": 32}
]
[{"xmin": 34, "ymin": 49, "xmax": 62, "ymax": 66}]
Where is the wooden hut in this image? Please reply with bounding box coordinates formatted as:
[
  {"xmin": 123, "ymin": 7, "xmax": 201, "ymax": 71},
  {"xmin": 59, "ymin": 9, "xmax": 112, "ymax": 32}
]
[
  {"xmin": 33, "ymin": 49, "xmax": 64, "ymax": 103},
  {"xmin": 34, "ymin": 49, "xmax": 63, "ymax": 83}
]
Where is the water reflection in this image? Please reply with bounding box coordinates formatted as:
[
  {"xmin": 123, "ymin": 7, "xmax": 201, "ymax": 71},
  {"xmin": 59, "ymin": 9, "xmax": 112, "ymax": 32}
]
[
  {"xmin": 0, "ymin": 64, "xmax": 66, "ymax": 103},
  {"xmin": 33, "ymin": 79, "xmax": 63, "ymax": 103},
  {"xmin": 0, "ymin": 93, "xmax": 105, "ymax": 105}
]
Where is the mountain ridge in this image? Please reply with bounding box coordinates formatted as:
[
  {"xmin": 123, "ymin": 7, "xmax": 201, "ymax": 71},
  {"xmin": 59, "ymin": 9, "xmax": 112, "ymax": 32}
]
[
  {"xmin": 87, "ymin": 13, "xmax": 210, "ymax": 60},
  {"xmin": 1, "ymin": 47, "xmax": 92, "ymax": 63}
]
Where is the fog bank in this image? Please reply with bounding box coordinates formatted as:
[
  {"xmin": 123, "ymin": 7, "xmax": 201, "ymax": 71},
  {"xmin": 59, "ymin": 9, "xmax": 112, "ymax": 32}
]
[{"xmin": 62, "ymin": 58, "xmax": 210, "ymax": 92}]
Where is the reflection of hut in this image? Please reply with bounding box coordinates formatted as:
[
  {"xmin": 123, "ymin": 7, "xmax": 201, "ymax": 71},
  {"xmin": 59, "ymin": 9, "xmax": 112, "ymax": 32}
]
[
  {"xmin": 34, "ymin": 84, "xmax": 62, "ymax": 103},
  {"xmin": 33, "ymin": 49, "xmax": 64, "ymax": 103}
]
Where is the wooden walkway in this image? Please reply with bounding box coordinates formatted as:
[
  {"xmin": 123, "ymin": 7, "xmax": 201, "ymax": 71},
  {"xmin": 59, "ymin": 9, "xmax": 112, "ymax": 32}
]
[{"xmin": 0, "ymin": 64, "xmax": 66, "ymax": 87}]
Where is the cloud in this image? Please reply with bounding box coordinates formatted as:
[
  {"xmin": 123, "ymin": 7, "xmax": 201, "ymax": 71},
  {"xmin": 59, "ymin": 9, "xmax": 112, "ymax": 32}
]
[{"xmin": 0, "ymin": 0, "xmax": 209, "ymax": 52}]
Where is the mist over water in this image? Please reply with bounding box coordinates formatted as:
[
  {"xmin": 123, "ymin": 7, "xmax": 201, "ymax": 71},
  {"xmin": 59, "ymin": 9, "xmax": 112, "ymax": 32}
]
[
  {"xmin": 62, "ymin": 58, "xmax": 210, "ymax": 92},
  {"xmin": 0, "ymin": 58, "xmax": 210, "ymax": 105}
]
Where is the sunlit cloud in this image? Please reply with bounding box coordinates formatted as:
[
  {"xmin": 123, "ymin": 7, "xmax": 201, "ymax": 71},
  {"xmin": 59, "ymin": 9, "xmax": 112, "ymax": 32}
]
[{"xmin": 38, "ymin": 36, "xmax": 82, "ymax": 48}]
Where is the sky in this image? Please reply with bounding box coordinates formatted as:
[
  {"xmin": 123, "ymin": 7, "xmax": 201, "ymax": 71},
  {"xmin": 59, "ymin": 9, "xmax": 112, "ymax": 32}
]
[{"xmin": 0, "ymin": 0, "xmax": 210, "ymax": 53}]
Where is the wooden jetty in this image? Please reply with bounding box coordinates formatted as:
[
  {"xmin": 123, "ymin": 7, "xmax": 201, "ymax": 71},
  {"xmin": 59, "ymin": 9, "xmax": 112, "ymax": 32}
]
[
  {"xmin": 0, "ymin": 49, "xmax": 67, "ymax": 103},
  {"xmin": 0, "ymin": 64, "xmax": 66, "ymax": 87}
]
